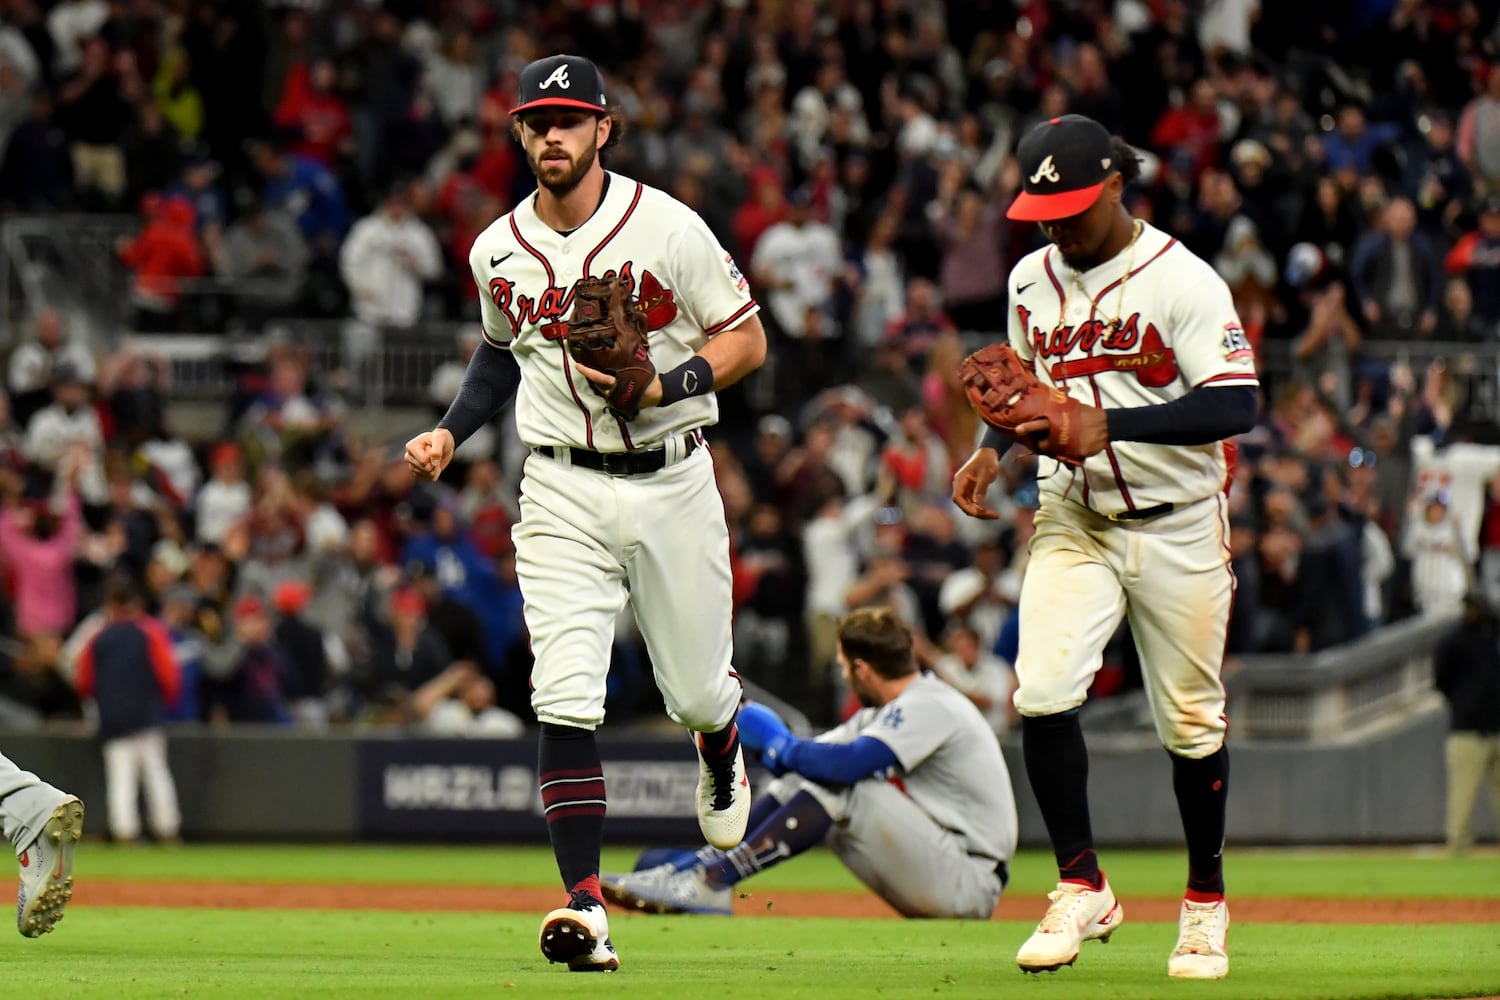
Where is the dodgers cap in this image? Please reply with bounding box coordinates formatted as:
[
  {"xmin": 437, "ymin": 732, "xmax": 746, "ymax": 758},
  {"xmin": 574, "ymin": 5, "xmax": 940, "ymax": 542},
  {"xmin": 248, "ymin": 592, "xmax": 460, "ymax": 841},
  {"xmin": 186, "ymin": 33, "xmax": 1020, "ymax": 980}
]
[
  {"xmin": 510, "ymin": 54, "xmax": 608, "ymax": 116},
  {"xmin": 1007, "ymin": 114, "xmax": 1117, "ymax": 222}
]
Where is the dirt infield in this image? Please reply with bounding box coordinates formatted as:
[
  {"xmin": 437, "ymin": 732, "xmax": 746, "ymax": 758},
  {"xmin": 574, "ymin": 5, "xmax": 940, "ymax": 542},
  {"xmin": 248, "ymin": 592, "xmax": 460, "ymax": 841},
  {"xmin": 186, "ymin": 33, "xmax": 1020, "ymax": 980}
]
[{"xmin": 77, "ymin": 881, "xmax": 1500, "ymax": 923}]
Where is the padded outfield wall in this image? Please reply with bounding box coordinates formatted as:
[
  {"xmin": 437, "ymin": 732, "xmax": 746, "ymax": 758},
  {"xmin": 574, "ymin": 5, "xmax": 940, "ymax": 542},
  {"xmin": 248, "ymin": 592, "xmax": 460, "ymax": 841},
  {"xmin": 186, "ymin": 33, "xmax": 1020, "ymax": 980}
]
[{"xmin": 1, "ymin": 706, "xmax": 1492, "ymax": 846}]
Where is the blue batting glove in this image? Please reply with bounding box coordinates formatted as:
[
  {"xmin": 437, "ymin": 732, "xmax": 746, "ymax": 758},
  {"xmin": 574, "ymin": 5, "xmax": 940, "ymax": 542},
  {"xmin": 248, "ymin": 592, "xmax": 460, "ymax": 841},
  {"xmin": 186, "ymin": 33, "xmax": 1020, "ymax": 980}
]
[
  {"xmin": 761, "ymin": 731, "xmax": 796, "ymax": 777},
  {"xmin": 736, "ymin": 703, "xmax": 791, "ymax": 753}
]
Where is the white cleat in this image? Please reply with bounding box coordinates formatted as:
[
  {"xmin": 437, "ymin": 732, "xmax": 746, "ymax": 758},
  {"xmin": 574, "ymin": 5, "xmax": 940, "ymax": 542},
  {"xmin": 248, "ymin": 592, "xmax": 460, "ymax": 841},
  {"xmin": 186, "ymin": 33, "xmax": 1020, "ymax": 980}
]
[
  {"xmin": 538, "ymin": 892, "xmax": 619, "ymax": 972},
  {"xmin": 1168, "ymin": 898, "xmax": 1230, "ymax": 979},
  {"xmin": 17, "ymin": 795, "xmax": 84, "ymax": 938},
  {"xmin": 1016, "ymin": 877, "xmax": 1124, "ymax": 973},
  {"xmin": 695, "ymin": 737, "xmax": 750, "ymax": 850},
  {"xmin": 602, "ymin": 866, "xmax": 733, "ymax": 916}
]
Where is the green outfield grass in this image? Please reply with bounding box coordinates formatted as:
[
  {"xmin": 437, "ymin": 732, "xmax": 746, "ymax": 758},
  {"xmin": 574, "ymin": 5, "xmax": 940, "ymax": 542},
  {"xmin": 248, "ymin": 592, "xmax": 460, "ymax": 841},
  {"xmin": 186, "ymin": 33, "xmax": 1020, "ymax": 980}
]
[
  {"xmin": 0, "ymin": 844, "xmax": 1496, "ymax": 1000},
  {"xmin": 70, "ymin": 842, "xmax": 1500, "ymax": 898}
]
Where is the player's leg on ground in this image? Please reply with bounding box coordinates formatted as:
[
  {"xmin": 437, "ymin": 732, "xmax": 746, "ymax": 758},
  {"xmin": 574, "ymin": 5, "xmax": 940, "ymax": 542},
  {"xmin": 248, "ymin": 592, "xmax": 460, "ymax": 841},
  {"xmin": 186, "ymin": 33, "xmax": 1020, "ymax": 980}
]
[
  {"xmin": 825, "ymin": 779, "xmax": 1003, "ymax": 919},
  {"xmin": 103, "ymin": 735, "xmax": 144, "ymax": 843},
  {"xmin": 1124, "ymin": 498, "xmax": 1233, "ymax": 978},
  {"xmin": 639, "ymin": 790, "xmax": 788, "ymax": 874},
  {"xmin": 623, "ymin": 448, "xmax": 749, "ymax": 847},
  {"xmin": 1445, "ymin": 733, "xmax": 1487, "ymax": 852},
  {"xmin": 513, "ymin": 460, "xmax": 630, "ymax": 907},
  {"xmin": 1123, "ymin": 498, "xmax": 1234, "ymax": 898},
  {"xmin": 702, "ymin": 788, "xmax": 831, "ymax": 887},
  {"xmin": 1014, "ymin": 506, "xmax": 1126, "ymax": 886},
  {"xmin": 0, "ymin": 752, "xmax": 71, "ymax": 854}
]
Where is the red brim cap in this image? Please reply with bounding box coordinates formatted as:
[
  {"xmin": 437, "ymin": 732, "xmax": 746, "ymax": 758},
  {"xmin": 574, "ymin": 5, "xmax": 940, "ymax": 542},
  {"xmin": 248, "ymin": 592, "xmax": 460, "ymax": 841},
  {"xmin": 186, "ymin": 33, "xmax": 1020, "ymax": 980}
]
[
  {"xmin": 509, "ymin": 97, "xmax": 607, "ymax": 116},
  {"xmin": 1006, "ymin": 181, "xmax": 1106, "ymax": 222}
]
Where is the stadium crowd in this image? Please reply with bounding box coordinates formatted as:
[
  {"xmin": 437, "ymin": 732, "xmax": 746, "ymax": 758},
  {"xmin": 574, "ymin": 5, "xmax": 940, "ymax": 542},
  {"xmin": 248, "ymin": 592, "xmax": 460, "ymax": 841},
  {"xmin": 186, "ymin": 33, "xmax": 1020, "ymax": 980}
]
[{"xmin": 2, "ymin": 0, "xmax": 1500, "ymax": 731}]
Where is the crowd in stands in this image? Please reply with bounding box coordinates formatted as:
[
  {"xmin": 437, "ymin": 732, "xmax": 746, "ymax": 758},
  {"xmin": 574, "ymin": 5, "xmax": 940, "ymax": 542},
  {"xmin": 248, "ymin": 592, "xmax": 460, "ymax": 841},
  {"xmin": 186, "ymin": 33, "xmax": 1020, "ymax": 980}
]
[{"xmin": 3, "ymin": 1, "xmax": 1500, "ymax": 731}]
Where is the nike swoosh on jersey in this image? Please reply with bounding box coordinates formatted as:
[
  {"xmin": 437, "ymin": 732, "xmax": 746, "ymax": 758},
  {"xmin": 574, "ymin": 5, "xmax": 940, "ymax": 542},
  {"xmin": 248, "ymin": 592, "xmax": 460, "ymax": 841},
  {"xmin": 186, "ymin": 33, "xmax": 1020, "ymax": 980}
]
[
  {"xmin": 1016, "ymin": 282, "xmax": 1035, "ymax": 294},
  {"xmin": 490, "ymin": 252, "xmax": 513, "ymax": 268}
]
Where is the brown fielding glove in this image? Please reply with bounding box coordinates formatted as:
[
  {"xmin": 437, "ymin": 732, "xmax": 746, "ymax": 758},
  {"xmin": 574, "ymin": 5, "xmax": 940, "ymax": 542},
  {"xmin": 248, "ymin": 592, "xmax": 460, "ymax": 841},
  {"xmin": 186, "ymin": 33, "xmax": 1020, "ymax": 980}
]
[
  {"xmin": 564, "ymin": 276, "xmax": 655, "ymax": 419},
  {"xmin": 959, "ymin": 344, "xmax": 1090, "ymax": 465}
]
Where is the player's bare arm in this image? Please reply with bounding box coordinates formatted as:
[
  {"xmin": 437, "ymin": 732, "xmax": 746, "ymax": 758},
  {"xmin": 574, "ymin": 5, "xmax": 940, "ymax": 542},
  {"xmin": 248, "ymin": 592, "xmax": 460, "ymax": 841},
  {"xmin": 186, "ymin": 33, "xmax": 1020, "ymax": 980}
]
[{"xmin": 573, "ymin": 313, "xmax": 768, "ymax": 408}]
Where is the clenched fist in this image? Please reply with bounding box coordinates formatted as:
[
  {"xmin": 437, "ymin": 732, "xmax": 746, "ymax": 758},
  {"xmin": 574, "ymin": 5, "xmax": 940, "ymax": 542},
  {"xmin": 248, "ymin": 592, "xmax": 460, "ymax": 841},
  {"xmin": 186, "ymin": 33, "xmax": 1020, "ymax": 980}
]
[
  {"xmin": 951, "ymin": 445, "xmax": 1003, "ymax": 521},
  {"xmin": 405, "ymin": 429, "xmax": 455, "ymax": 482}
]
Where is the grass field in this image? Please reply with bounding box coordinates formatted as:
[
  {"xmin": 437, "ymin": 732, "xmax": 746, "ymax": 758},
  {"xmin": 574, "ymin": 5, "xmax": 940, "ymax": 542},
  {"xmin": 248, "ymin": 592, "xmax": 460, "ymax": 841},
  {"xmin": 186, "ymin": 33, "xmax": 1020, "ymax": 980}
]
[{"xmin": 1, "ymin": 844, "xmax": 1497, "ymax": 1000}]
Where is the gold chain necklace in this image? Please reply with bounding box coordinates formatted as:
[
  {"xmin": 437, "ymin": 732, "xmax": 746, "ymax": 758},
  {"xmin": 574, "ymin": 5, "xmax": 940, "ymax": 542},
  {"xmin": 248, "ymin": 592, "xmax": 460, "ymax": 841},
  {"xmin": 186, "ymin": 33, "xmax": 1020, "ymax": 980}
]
[{"xmin": 1058, "ymin": 220, "xmax": 1144, "ymax": 335}]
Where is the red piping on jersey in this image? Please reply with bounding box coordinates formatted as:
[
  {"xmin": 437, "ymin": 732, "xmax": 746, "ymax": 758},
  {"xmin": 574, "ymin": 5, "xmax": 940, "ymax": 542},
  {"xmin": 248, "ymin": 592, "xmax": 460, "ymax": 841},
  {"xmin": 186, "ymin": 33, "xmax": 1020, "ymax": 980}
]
[
  {"xmin": 1079, "ymin": 236, "xmax": 1178, "ymax": 512},
  {"xmin": 1196, "ymin": 372, "xmax": 1258, "ymax": 387},
  {"xmin": 1043, "ymin": 251, "xmax": 1091, "ymax": 504},
  {"xmin": 582, "ymin": 180, "xmax": 643, "ymax": 277},
  {"xmin": 1043, "ymin": 251, "xmax": 1066, "ymax": 310},
  {"xmin": 511, "ymin": 213, "xmax": 593, "ymax": 446},
  {"xmin": 509, "ymin": 215, "xmax": 556, "ymax": 287},
  {"xmin": 616, "ymin": 415, "xmax": 635, "ymax": 450},
  {"xmin": 706, "ymin": 300, "xmax": 758, "ymax": 336}
]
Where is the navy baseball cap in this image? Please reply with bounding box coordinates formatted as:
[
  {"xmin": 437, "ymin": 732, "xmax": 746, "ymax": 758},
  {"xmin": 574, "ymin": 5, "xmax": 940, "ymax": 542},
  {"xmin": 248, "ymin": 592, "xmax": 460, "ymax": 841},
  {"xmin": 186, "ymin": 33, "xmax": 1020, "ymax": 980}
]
[
  {"xmin": 1007, "ymin": 115, "xmax": 1117, "ymax": 222},
  {"xmin": 510, "ymin": 54, "xmax": 608, "ymax": 116}
]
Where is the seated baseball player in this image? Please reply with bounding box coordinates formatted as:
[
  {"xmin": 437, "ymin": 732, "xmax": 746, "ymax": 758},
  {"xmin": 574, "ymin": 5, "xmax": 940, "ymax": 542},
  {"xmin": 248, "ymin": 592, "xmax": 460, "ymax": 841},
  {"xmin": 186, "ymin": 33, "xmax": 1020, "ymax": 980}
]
[{"xmin": 601, "ymin": 606, "xmax": 1018, "ymax": 919}]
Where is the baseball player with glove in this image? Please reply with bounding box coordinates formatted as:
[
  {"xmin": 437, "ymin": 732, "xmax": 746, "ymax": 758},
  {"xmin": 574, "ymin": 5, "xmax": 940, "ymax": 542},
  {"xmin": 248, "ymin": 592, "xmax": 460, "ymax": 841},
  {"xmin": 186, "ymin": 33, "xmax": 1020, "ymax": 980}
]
[
  {"xmin": 951, "ymin": 115, "xmax": 1258, "ymax": 979},
  {"xmin": 405, "ymin": 54, "xmax": 766, "ymax": 973},
  {"xmin": 600, "ymin": 607, "xmax": 1017, "ymax": 920}
]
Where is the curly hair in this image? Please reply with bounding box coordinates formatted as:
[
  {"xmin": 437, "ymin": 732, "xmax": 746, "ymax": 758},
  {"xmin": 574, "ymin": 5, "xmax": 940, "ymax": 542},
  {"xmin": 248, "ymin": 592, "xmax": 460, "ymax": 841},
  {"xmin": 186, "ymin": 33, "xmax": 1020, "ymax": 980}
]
[{"xmin": 1111, "ymin": 136, "xmax": 1143, "ymax": 185}]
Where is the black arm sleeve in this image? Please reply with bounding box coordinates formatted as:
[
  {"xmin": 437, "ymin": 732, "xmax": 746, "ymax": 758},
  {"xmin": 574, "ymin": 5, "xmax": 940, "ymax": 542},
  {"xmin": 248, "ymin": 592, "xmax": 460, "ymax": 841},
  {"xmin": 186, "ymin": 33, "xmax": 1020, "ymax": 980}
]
[
  {"xmin": 1105, "ymin": 384, "xmax": 1258, "ymax": 446},
  {"xmin": 435, "ymin": 341, "xmax": 521, "ymax": 448},
  {"xmin": 979, "ymin": 425, "xmax": 1017, "ymax": 452}
]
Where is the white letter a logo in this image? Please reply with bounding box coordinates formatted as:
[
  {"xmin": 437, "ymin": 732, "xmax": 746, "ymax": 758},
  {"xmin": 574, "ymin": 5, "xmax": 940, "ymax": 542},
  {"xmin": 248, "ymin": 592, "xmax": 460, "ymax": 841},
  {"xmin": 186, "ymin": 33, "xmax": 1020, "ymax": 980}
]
[
  {"xmin": 1029, "ymin": 155, "xmax": 1061, "ymax": 185},
  {"xmin": 539, "ymin": 65, "xmax": 571, "ymax": 90}
]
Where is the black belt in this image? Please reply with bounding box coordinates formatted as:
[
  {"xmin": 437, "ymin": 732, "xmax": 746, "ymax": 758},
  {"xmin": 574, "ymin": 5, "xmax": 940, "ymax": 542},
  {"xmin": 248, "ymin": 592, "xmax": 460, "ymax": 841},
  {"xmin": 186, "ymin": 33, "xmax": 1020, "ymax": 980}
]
[
  {"xmin": 1107, "ymin": 502, "xmax": 1174, "ymax": 522},
  {"xmin": 536, "ymin": 433, "xmax": 700, "ymax": 477}
]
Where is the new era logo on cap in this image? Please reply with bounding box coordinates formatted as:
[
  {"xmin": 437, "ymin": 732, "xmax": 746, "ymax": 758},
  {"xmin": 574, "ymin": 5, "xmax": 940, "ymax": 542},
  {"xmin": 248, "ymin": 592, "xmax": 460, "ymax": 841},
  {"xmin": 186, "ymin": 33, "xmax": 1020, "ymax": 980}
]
[
  {"xmin": 511, "ymin": 54, "xmax": 608, "ymax": 116},
  {"xmin": 1007, "ymin": 114, "xmax": 1117, "ymax": 222}
]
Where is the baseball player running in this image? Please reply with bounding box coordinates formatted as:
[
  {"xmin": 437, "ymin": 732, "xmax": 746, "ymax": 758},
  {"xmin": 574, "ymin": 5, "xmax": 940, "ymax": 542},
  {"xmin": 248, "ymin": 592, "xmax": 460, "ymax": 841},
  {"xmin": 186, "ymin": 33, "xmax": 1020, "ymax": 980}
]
[
  {"xmin": 0, "ymin": 752, "xmax": 84, "ymax": 937},
  {"xmin": 600, "ymin": 607, "xmax": 1017, "ymax": 919},
  {"xmin": 951, "ymin": 115, "xmax": 1258, "ymax": 980},
  {"xmin": 405, "ymin": 54, "xmax": 764, "ymax": 973}
]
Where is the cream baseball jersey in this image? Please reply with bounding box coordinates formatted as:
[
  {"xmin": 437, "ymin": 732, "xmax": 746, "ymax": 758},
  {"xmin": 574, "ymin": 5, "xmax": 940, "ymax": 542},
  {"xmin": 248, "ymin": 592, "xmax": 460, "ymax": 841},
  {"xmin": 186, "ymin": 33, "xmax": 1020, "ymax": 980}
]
[
  {"xmin": 468, "ymin": 172, "xmax": 758, "ymax": 452},
  {"xmin": 1008, "ymin": 221, "xmax": 1258, "ymax": 514}
]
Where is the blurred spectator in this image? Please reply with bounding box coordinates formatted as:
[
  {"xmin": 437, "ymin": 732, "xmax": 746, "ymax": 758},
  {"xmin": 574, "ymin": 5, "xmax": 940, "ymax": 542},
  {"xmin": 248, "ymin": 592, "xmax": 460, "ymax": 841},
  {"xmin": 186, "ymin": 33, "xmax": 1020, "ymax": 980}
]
[
  {"xmin": 403, "ymin": 556, "xmax": 487, "ymax": 676},
  {"xmin": 0, "ymin": 633, "xmax": 82, "ymax": 721},
  {"xmin": 931, "ymin": 621, "xmax": 1017, "ymax": 736},
  {"xmin": 1434, "ymin": 276, "xmax": 1489, "ymax": 341},
  {"xmin": 54, "ymin": 36, "xmax": 139, "ymax": 209},
  {"xmin": 362, "ymin": 587, "xmax": 450, "ymax": 716},
  {"xmin": 1457, "ymin": 64, "xmax": 1500, "ymax": 190},
  {"xmin": 884, "ymin": 278, "xmax": 958, "ymax": 375},
  {"xmin": 271, "ymin": 579, "xmax": 330, "ymax": 726},
  {"xmin": 1320, "ymin": 103, "xmax": 1402, "ymax": 176},
  {"xmin": 115, "ymin": 195, "xmax": 205, "ymax": 332},
  {"xmin": 1349, "ymin": 197, "xmax": 1442, "ymax": 339},
  {"xmin": 0, "ymin": 488, "xmax": 81, "ymax": 639},
  {"xmin": 753, "ymin": 187, "xmax": 844, "ymax": 396},
  {"xmin": 409, "ymin": 662, "xmax": 524, "ymax": 737},
  {"xmin": 1433, "ymin": 588, "xmax": 1500, "ymax": 854},
  {"xmin": 0, "ymin": 90, "xmax": 75, "ymax": 210},
  {"xmin": 928, "ymin": 164, "xmax": 1006, "ymax": 333},
  {"xmin": 7, "ymin": 308, "xmax": 97, "ymax": 427},
  {"xmin": 248, "ymin": 137, "xmax": 350, "ymax": 261},
  {"xmin": 203, "ymin": 593, "xmax": 291, "ymax": 725},
  {"xmin": 219, "ymin": 195, "xmax": 311, "ymax": 324},
  {"xmin": 1444, "ymin": 195, "xmax": 1500, "ymax": 327},
  {"xmin": 194, "ymin": 442, "xmax": 250, "ymax": 546},
  {"xmin": 74, "ymin": 574, "xmax": 181, "ymax": 844},
  {"xmin": 272, "ymin": 56, "xmax": 352, "ymax": 169},
  {"xmin": 159, "ymin": 583, "xmax": 204, "ymax": 723},
  {"xmin": 1404, "ymin": 489, "xmax": 1473, "ymax": 615}
]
